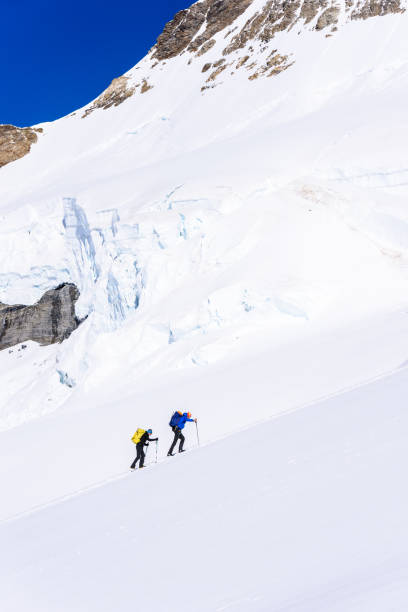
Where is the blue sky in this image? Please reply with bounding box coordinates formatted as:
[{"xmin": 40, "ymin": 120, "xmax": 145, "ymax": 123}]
[{"xmin": 1, "ymin": 0, "xmax": 186, "ymax": 127}]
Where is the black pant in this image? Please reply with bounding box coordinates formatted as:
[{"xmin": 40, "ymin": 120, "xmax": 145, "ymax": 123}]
[
  {"xmin": 130, "ymin": 442, "xmax": 146, "ymax": 468},
  {"xmin": 168, "ymin": 426, "xmax": 185, "ymax": 454}
]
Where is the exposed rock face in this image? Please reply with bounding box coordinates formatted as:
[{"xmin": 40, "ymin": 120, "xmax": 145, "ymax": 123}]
[
  {"xmin": 80, "ymin": 0, "xmax": 406, "ymax": 102},
  {"xmin": 188, "ymin": 0, "xmax": 253, "ymax": 53},
  {"xmin": 196, "ymin": 38, "xmax": 217, "ymax": 56},
  {"xmin": 140, "ymin": 78, "xmax": 154, "ymax": 93},
  {"xmin": 153, "ymin": 0, "xmax": 253, "ymax": 60},
  {"xmin": 82, "ymin": 76, "xmax": 135, "ymax": 118},
  {"xmin": 152, "ymin": 0, "xmax": 406, "ymax": 66},
  {"xmin": 316, "ymin": 6, "xmax": 340, "ymax": 29},
  {"xmin": 153, "ymin": 0, "xmax": 210, "ymax": 60},
  {"xmin": 248, "ymin": 51, "xmax": 294, "ymax": 79},
  {"xmin": 224, "ymin": 0, "xmax": 298, "ymax": 53},
  {"xmin": 351, "ymin": 0, "xmax": 405, "ymax": 19},
  {"xmin": 300, "ymin": 0, "xmax": 328, "ymax": 24},
  {"xmin": 0, "ymin": 283, "xmax": 80, "ymax": 351},
  {"xmin": 0, "ymin": 125, "xmax": 42, "ymax": 169}
]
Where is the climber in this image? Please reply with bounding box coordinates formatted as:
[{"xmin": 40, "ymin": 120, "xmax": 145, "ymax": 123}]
[
  {"xmin": 130, "ymin": 428, "xmax": 158, "ymax": 470},
  {"xmin": 167, "ymin": 411, "xmax": 197, "ymax": 456}
]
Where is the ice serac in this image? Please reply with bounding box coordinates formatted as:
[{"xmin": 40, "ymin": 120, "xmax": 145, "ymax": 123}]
[
  {"xmin": 0, "ymin": 0, "xmax": 406, "ymax": 438},
  {"xmin": 0, "ymin": 283, "xmax": 80, "ymax": 351},
  {"xmin": 0, "ymin": 124, "xmax": 42, "ymax": 168}
]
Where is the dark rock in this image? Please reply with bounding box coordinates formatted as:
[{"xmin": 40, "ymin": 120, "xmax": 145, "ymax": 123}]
[
  {"xmin": 189, "ymin": 0, "xmax": 253, "ymax": 53},
  {"xmin": 153, "ymin": 1, "xmax": 211, "ymax": 60},
  {"xmin": 152, "ymin": 0, "xmax": 253, "ymax": 60},
  {"xmin": 0, "ymin": 283, "xmax": 80, "ymax": 351}
]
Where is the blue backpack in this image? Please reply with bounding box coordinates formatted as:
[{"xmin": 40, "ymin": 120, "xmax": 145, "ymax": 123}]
[{"xmin": 169, "ymin": 411, "xmax": 182, "ymax": 427}]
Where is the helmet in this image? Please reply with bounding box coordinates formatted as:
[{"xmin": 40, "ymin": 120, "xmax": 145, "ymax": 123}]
[{"xmin": 147, "ymin": 429, "xmax": 152, "ymax": 434}]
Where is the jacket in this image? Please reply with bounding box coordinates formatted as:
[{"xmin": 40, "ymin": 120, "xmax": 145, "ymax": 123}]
[
  {"xmin": 137, "ymin": 431, "xmax": 158, "ymax": 446},
  {"xmin": 177, "ymin": 413, "xmax": 194, "ymax": 430}
]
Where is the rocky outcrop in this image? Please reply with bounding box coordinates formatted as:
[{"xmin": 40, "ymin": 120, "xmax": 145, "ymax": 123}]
[
  {"xmin": 223, "ymin": 0, "xmax": 300, "ymax": 54},
  {"xmin": 152, "ymin": 0, "xmax": 406, "ymax": 65},
  {"xmin": 248, "ymin": 51, "xmax": 295, "ymax": 79},
  {"xmin": 196, "ymin": 38, "xmax": 217, "ymax": 56},
  {"xmin": 300, "ymin": 0, "xmax": 328, "ymax": 24},
  {"xmin": 129, "ymin": 0, "xmax": 408, "ymax": 95},
  {"xmin": 0, "ymin": 283, "xmax": 80, "ymax": 351},
  {"xmin": 152, "ymin": 0, "xmax": 253, "ymax": 60},
  {"xmin": 77, "ymin": 0, "xmax": 408, "ymax": 106},
  {"xmin": 153, "ymin": 0, "xmax": 210, "ymax": 60},
  {"xmin": 351, "ymin": 0, "xmax": 405, "ymax": 19},
  {"xmin": 140, "ymin": 78, "xmax": 154, "ymax": 93},
  {"xmin": 66, "ymin": 0, "xmax": 408, "ymax": 111},
  {"xmin": 316, "ymin": 6, "xmax": 340, "ymax": 29},
  {"xmin": 188, "ymin": 0, "xmax": 253, "ymax": 53},
  {"xmin": 82, "ymin": 76, "xmax": 135, "ymax": 118},
  {"xmin": 0, "ymin": 125, "xmax": 42, "ymax": 169}
]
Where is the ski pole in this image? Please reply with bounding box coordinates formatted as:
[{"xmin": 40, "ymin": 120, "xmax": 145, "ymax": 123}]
[
  {"xmin": 155, "ymin": 440, "xmax": 158, "ymax": 463},
  {"xmin": 195, "ymin": 421, "xmax": 200, "ymax": 447}
]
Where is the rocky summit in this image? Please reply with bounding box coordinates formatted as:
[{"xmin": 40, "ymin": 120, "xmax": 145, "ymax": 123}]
[
  {"xmin": 1, "ymin": 0, "xmax": 406, "ymax": 168},
  {"xmin": 0, "ymin": 283, "xmax": 80, "ymax": 351}
]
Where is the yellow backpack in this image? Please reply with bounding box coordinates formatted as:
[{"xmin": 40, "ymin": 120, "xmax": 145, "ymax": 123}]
[{"xmin": 131, "ymin": 428, "xmax": 146, "ymax": 444}]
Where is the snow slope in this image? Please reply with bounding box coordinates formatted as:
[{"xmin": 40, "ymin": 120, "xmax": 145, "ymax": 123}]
[
  {"xmin": 1, "ymin": 2, "xmax": 408, "ymax": 608},
  {"xmin": 0, "ymin": 8, "xmax": 407, "ymax": 431},
  {"xmin": 2, "ymin": 365, "xmax": 408, "ymax": 612}
]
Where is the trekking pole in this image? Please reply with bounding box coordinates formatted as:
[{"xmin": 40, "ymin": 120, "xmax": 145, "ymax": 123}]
[
  {"xmin": 155, "ymin": 440, "xmax": 158, "ymax": 464},
  {"xmin": 195, "ymin": 421, "xmax": 200, "ymax": 447}
]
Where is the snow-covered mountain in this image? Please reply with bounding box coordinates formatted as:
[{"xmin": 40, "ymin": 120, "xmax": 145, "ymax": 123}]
[
  {"xmin": 1, "ymin": 0, "xmax": 408, "ymax": 427},
  {"xmin": 1, "ymin": 1, "xmax": 408, "ymax": 609}
]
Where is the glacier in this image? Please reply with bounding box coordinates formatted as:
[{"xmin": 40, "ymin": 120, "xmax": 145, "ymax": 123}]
[{"xmin": 1, "ymin": 1, "xmax": 408, "ymax": 610}]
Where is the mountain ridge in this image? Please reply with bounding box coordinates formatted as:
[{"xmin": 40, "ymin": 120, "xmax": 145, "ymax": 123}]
[
  {"xmin": 0, "ymin": 0, "xmax": 407, "ymax": 431},
  {"xmin": 0, "ymin": 0, "xmax": 406, "ymax": 170}
]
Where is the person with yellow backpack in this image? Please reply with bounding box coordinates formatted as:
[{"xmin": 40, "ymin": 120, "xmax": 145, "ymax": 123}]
[{"xmin": 130, "ymin": 428, "xmax": 158, "ymax": 470}]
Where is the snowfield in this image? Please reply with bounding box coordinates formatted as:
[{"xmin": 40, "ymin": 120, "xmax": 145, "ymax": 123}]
[
  {"xmin": 2, "ymin": 365, "xmax": 408, "ymax": 611},
  {"xmin": 1, "ymin": 2, "xmax": 408, "ymax": 610}
]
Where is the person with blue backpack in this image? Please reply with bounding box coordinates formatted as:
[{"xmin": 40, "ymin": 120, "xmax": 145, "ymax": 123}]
[{"xmin": 167, "ymin": 411, "xmax": 197, "ymax": 456}]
